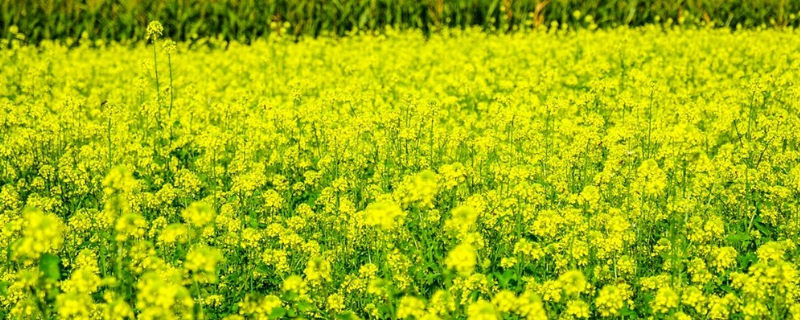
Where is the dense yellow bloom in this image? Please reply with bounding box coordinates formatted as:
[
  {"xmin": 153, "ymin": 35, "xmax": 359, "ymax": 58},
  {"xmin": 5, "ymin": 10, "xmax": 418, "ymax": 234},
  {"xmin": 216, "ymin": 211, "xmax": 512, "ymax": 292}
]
[
  {"xmin": 557, "ymin": 270, "xmax": 588, "ymax": 297},
  {"xmin": 13, "ymin": 208, "xmax": 63, "ymax": 261},
  {"xmin": 445, "ymin": 205, "xmax": 478, "ymax": 235},
  {"xmin": 181, "ymin": 201, "xmax": 216, "ymax": 227},
  {"xmin": 790, "ymin": 304, "xmax": 800, "ymax": 320},
  {"xmin": 362, "ymin": 199, "xmax": 405, "ymax": 230},
  {"xmin": 706, "ymin": 294, "xmax": 737, "ymax": 319},
  {"xmin": 681, "ymin": 285, "xmax": 706, "ymax": 313},
  {"xmin": 2, "ymin": 23, "xmax": 800, "ymax": 320},
  {"xmin": 60, "ymin": 268, "xmax": 101, "ymax": 294},
  {"xmin": 56, "ymin": 292, "xmax": 95, "ymax": 320},
  {"xmin": 445, "ymin": 243, "xmax": 477, "ymax": 275},
  {"xmin": 394, "ymin": 170, "xmax": 439, "ymax": 208},
  {"xmin": 282, "ymin": 275, "xmax": 309, "ymax": 296},
  {"xmin": 594, "ymin": 284, "xmax": 628, "ymax": 316},
  {"xmin": 467, "ymin": 299, "xmax": 500, "ymax": 320},
  {"xmin": 304, "ymin": 257, "xmax": 332, "ymax": 284},
  {"xmin": 565, "ymin": 299, "xmax": 591, "ymax": 319},
  {"xmin": 103, "ymin": 166, "xmax": 140, "ymax": 197},
  {"xmin": 756, "ymin": 240, "xmax": 792, "ymax": 262},
  {"xmin": 539, "ymin": 280, "xmax": 563, "ymax": 302},
  {"xmin": 101, "ymin": 292, "xmax": 135, "ymax": 320},
  {"xmin": 634, "ymin": 159, "xmax": 667, "ymax": 197},
  {"xmin": 491, "ymin": 290, "xmax": 517, "ymax": 313},
  {"xmin": 652, "ymin": 286, "xmax": 680, "ymax": 314},
  {"xmin": 135, "ymin": 272, "xmax": 194, "ymax": 320},
  {"xmin": 327, "ymin": 293, "xmax": 345, "ymax": 312},
  {"xmin": 397, "ymin": 296, "xmax": 426, "ymax": 319},
  {"xmin": 514, "ymin": 239, "xmax": 545, "ymax": 261},
  {"xmin": 439, "ymin": 163, "xmax": 467, "ymax": 189},
  {"xmin": 515, "ymin": 291, "xmax": 548, "ymax": 320},
  {"xmin": 262, "ymin": 189, "xmax": 284, "ymax": 211},
  {"xmin": 428, "ymin": 290, "xmax": 457, "ymax": 316},
  {"xmin": 184, "ymin": 245, "xmax": 224, "ymax": 283},
  {"xmin": 158, "ymin": 223, "xmax": 190, "ymax": 245},
  {"xmin": 710, "ymin": 246, "xmax": 738, "ymax": 272},
  {"xmin": 238, "ymin": 294, "xmax": 282, "ymax": 317},
  {"xmin": 687, "ymin": 258, "xmax": 713, "ymax": 284},
  {"xmin": 115, "ymin": 213, "xmax": 147, "ymax": 242}
]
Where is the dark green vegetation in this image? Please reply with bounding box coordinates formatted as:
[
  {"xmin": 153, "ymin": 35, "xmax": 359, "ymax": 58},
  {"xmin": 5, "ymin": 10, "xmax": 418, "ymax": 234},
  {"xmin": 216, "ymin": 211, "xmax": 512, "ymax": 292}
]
[{"xmin": 3, "ymin": 0, "xmax": 800, "ymax": 43}]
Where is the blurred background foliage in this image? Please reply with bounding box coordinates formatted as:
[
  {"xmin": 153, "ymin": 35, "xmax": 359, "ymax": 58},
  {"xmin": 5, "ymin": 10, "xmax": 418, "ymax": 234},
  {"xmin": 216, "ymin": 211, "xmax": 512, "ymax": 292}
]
[{"xmin": 3, "ymin": 0, "xmax": 800, "ymax": 43}]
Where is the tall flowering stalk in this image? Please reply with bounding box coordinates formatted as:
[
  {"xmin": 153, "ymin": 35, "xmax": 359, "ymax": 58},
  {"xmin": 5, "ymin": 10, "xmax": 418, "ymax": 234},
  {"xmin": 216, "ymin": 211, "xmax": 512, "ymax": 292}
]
[
  {"xmin": 146, "ymin": 21, "xmax": 163, "ymax": 109},
  {"xmin": 163, "ymin": 40, "xmax": 176, "ymax": 118}
]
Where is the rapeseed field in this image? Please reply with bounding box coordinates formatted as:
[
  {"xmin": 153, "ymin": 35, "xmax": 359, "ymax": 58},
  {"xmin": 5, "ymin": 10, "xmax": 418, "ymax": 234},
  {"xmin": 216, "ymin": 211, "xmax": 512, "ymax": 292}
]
[{"xmin": 2, "ymin": 22, "xmax": 800, "ymax": 319}]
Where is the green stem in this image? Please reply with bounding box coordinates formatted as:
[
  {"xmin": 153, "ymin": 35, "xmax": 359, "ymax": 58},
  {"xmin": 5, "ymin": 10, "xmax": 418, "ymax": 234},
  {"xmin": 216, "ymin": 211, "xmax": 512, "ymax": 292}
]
[
  {"xmin": 152, "ymin": 39, "xmax": 161, "ymax": 111},
  {"xmin": 193, "ymin": 278, "xmax": 203, "ymax": 319},
  {"xmin": 106, "ymin": 102, "xmax": 112, "ymax": 169},
  {"xmin": 168, "ymin": 53, "xmax": 174, "ymax": 118}
]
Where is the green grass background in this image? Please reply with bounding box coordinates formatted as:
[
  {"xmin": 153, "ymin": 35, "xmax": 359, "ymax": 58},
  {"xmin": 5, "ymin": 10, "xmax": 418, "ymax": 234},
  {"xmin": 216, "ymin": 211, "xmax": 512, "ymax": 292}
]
[{"xmin": 3, "ymin": 0, "xmax": 800, "ymax": 43}]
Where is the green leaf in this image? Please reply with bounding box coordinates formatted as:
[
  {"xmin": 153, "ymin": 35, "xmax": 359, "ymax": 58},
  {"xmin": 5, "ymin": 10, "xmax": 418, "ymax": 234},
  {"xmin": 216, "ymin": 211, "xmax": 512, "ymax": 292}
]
[
  {"xmin": 754, "ymin": 221, "xmax": 773, "ymax": 237},
  {"xmin": 248, "ymin": 217, "xmax": 260, "ymax": 228},
  {"xmin": 295, "ymin": 300, "xmax": 314, "ymax": 312},
  {"xmin": 269, "ymin": 306, "xmax": 287, "ymax": 319},
  {"xmin": 336, "ymin": 311, "xmax": 361, "ymax": 320},
  {"xmin": 0, "ymin": 280, "xmax": 9, "ymax": 296},
  {"xmin": 720, "ymin": 284, "xmax": 735, "ymax": 294},
  {"xmin": 377, "ymin": 304, "xmax": 393, "ymax": 316},
  {"xmin": 424, "ymin": 271, "xmax": 440, "ymax": 284},
  {"xmin": 39, "ymin": 253, "xmax": 61, "ymax": 281},
  {"xmin": 726, "ymin": 232, "xmax": 750, "ymax": 244},
  {"xmin": 282, "ymin": 291, "xmax": 299, "ymax": 301},
  {"xmin": 619, "ymin": 307, "xmax": 637, "ymax": 317},
  {"xmin": 737, "ymin": 252, "xmax": 757, "ymax": 268},
  {"xmin": 492, "ymin": 270, "xmax": 516, "ymax": 287}
]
